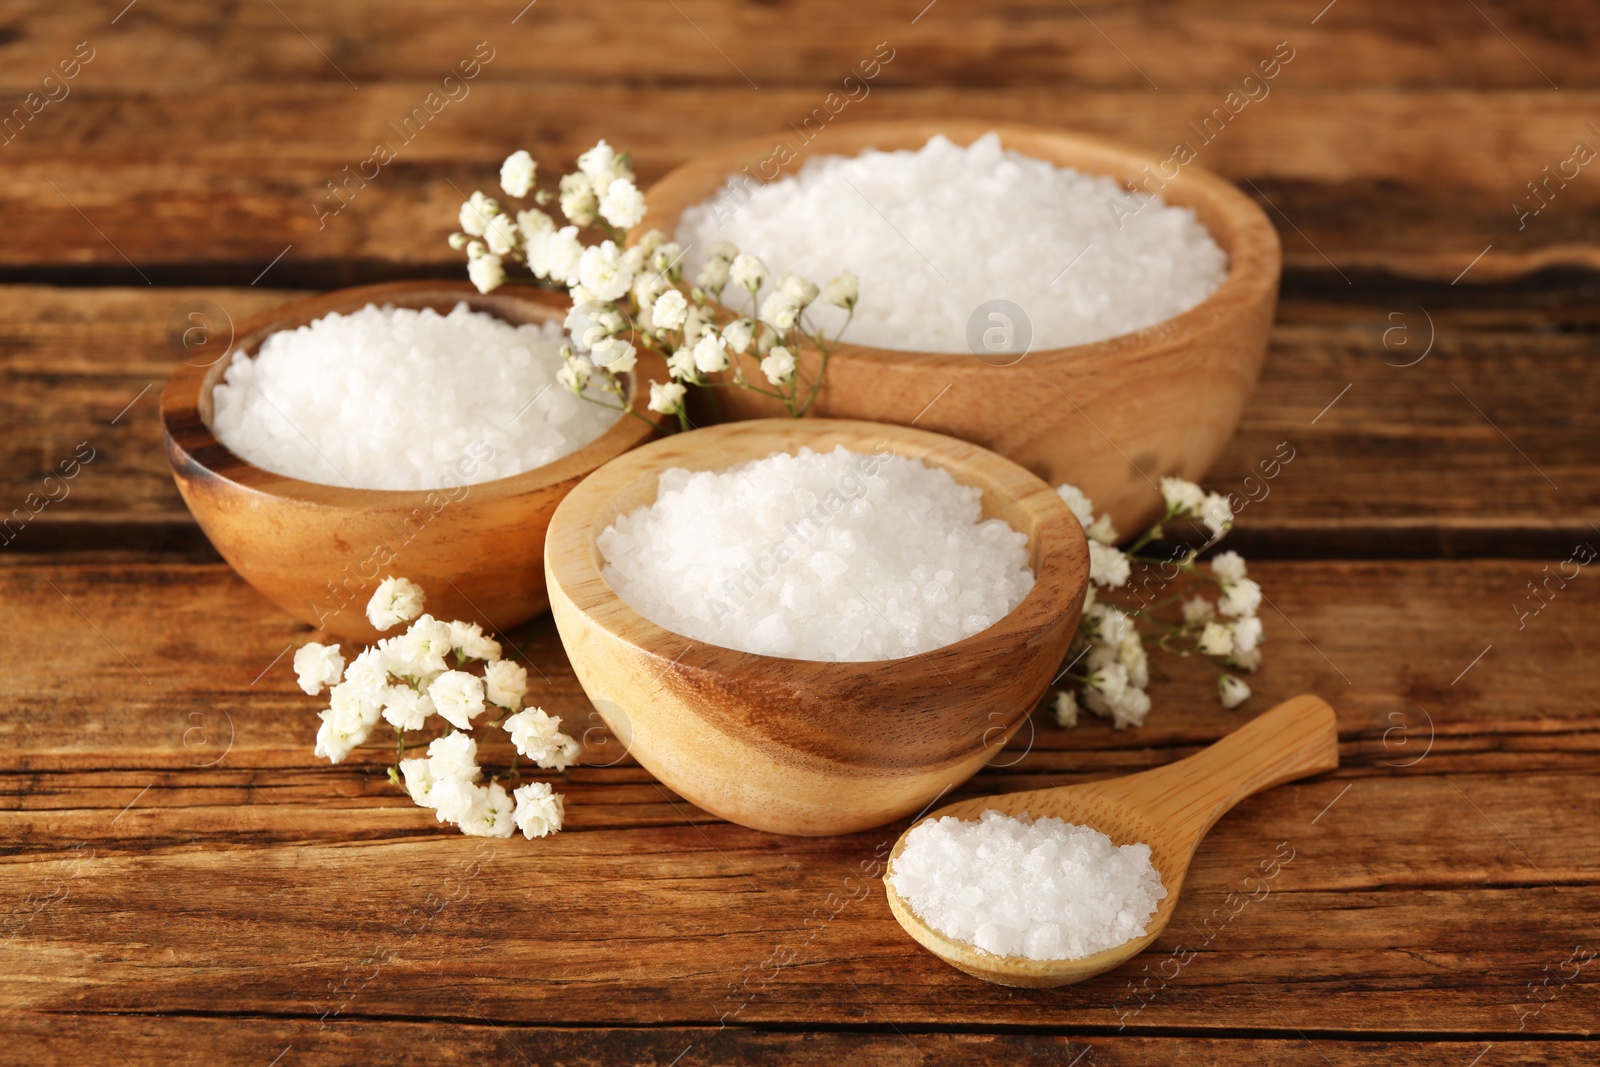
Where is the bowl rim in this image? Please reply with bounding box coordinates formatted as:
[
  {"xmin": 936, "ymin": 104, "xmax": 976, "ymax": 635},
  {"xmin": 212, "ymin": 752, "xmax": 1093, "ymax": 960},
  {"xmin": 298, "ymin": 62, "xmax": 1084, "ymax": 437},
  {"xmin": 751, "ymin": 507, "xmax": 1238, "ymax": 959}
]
[
  {"xmin": 638, "ymin": 118, "xmax": 1282, "ymax": 365},
  {"xmin": 544, "ymin": 416, "xmax": 1090, "ymax": 674},
  {"xmin": 159, "ymin": 279, "xmax": 669, "ymax": 507}
]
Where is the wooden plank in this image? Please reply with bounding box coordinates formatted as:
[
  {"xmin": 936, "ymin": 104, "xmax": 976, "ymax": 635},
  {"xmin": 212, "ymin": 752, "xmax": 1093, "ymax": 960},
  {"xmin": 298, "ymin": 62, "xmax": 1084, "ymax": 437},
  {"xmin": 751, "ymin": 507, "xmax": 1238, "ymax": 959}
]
[
  {"xmin": 1, "ymin": 560, "xmax": 1596, "ymax": 1035},
  {"xmin": 2, "ymin": 88, "xmax": 1599, "ymax": 281},
  {"xmin": 1, "ymin": 285, "xmax": 1591, "ymax": 555},
  {"xmin": 4, "ymin": 1018, "xmax": 1586, "ymax": 1067},
  {"xmin": 3, "ymin": 0, "xmax": 1595, "ymax": 91}
]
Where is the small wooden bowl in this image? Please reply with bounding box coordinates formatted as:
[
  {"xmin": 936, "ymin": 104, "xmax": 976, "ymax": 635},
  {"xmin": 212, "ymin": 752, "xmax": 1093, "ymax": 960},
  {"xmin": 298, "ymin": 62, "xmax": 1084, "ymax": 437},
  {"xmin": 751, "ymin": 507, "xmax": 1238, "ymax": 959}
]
[
  {"xmin": 639, "ymin": 120, "xmax": 1282, "ymax": 533},
  {"xmin": 544, "ymin": 418, "xmax": 1089, "ymax": 836},
  {"xmin": 161, "ymin": 280, "xmax": 669, "ymax": 642}
]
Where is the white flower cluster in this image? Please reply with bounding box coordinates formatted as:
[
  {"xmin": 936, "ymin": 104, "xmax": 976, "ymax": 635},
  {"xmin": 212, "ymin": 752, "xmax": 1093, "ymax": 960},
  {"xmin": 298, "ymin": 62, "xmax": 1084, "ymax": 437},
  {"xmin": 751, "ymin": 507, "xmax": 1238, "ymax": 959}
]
[
  {"xmin": 447, "ymin": 142, "xmax": 859, "ymax": 429},
  {"xmin": 1050, "ymin": 478, "xmax": 1263, "ymax": 731},
  {"xmin": 295, "ymin": 576, "xmax": 574, "ymax": 839}
]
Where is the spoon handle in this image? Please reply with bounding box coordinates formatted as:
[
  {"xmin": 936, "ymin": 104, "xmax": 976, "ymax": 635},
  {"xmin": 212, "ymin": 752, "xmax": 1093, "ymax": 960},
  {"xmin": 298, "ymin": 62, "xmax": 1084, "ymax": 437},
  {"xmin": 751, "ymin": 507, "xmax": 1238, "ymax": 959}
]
[{"xmin": 1115, "ymin": 693, "xmax": 1340, "ymax": 844}]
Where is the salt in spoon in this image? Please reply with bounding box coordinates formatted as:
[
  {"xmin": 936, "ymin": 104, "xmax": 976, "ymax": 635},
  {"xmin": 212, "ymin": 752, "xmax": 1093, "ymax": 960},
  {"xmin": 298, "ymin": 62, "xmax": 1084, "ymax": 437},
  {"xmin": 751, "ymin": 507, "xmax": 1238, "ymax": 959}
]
[{"xmin": 883, "ymin": 693, "xmax": 1339, "ymax": 987}]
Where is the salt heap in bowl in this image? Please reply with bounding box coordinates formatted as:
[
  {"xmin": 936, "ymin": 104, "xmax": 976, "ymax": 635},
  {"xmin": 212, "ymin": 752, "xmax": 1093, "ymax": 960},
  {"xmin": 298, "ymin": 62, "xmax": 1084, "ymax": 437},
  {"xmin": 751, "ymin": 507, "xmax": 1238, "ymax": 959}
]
[
  {"xmin": 211, "ymin": 302, "xmax": 619, "ymax": 491},
  {"xmin": 678, "ymin": 132, "xmax": 1228, "ymax": 352},
  {"xmin": 596, "ymin": 446, "xmax": 1034, "ymax": 661},
  {"xmin": 890, "ymin": 810, "xmax": 1167, "ymax": 961}
]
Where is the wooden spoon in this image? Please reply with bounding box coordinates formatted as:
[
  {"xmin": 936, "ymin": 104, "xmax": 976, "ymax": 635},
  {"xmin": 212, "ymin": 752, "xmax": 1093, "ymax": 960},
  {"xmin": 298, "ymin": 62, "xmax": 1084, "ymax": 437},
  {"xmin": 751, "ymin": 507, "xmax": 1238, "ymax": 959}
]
[{"xmin": 883, "ymin": 693, "xmax": 1339, "ymax": 987}]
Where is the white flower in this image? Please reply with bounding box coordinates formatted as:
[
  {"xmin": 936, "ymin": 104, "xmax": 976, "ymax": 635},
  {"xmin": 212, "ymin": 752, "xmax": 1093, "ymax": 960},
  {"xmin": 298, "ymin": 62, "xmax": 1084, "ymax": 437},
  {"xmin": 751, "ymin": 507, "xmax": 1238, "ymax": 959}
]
[
  {"xmin": 1086, "ymin": 513, "xmax": 1119, "ymax": 546},
  {"xmin": 1218, "ymin": 577, "xmax": 1262, "ymax": 618},
  {"xmin": 504, "ymin": 706, "xmax": 569, "ymax": 763},
  {"xmin": 429, "ymin": 777, "xmax": 479, "ymax": 825},
  {"xmin": 517, "ymin": 207, "xmax": 554, "ymax": 245},
  {"xmin": 1119, "ymin": 632, "xmax": 1149, "ymax": 690},
  {"xmin": 637, "ymin": 229, "xmax": 667, "ymax": 255},
  {"xmin": 696, "ymin": 256, "xmax": 730, "ymax": 295},
  {"xmin": 577, "ymin": 139, "xmax": 621, "ymax": 185},
  {"xmin": 650, "ymin": 241, "xmax": 683, "ymax": 274},
  {"xmin": 500, "ymin": 149, "xmax": 537, "ymax": 198},
  {"xmin": 1096, "ymin": 606, "xmax": 1136, "ymax": 646},
  {"xmin": 1198, "ymin": 621, "xmax": 1235, "ymax": 657},
  {"xmin": 823, "ymin": 270, "xmax": 859, "ymax": 309},
  {"xmin": 484, "ymin": 213, "xmax": 519, "ymax": 256},
  {"xmin": 426, "ymin": 730, "xmax": 480, "ymax": 783},
  {"xmin": 760, "ymin": 346, "xmax": 796, "ymax": 386},
  {"xmin": 1211, "ymin": 550, "xmax": 1248, "ymax": 583},
  {"xmin": 512, "ymin": 781, "xmax": 565, "ymax": 839},
  {"xmin": 1230, "ymin": 615, "xmax": 1264, "ymax": 654},
  {"xmin": 484, "ymin": 660, "xmax": 529, "ymax": 710},
  {"xmin": 778, "ymin": 273, "xmax": 819, "ymax": 308},
  {"xmin": 1218, "ymin": 674, "xmax": 1252, "ymax": 710},
  {"xmin": 558, "ymin": 172, "xmax": 597, "ymax": 226},
  {"xmin": 759, "ymin": 290, "xmax": 800, "ymax": 330},
  {"xmin": 459, "ymin": 782, "xmax": 517, "ymax": 838},
  {"xmin": 468, "ymin": 254, "xmax": 505, "ymax": 294},
  {"xmin": 649, "ymin": 380, "xmax": 687, "ymax": 414},
  {"xmin": 367, "ymin": 576, "xmax": 425, "ymax": 631},
  {"xmin": 1087, "ymin": 661, "xmax": 1128, "ymax": 702},
  {"xmin": 557, "ymin": 358, "xmax": 591, "ymax": 393},
  {"xmin": 458, "ymin": 191, "xmax": 500, "ymax": 236},
  {"xmin": 448, "ymin": 619, "xmax": 502, "ymax": 662},
  {"xmin": 1228, "ymin": 646, "xmax": 1263, "ymax": 672},
  {"xmin": 652, "ymin": 288, "xmax": 688, "ymax": 330},
  {"xmin": 1084, "ymin": 681, "xmax": 1151, "ymax": 730},
  {"xmin": 428, "ymin": 670, "xmax": 488, "ymax": 731},
  {"xmin": 1087, "ymin": 540, "xmax": 1131, "ymax": 588},
  {"xmin": 681, "ymin": 307, "xmax": 708, "ymax": 345},
  {"xmin": 533, "ymin": 225, "xmax": 584, "ymax": 286},
  {"xmin": 577, "ymin": 241, "xmax": 633, "ymax": 302},
  {"xmin": 693, "ymin": 333, "xmax": 729, "ymax": 373},
  {"xmin": 1160, "ymin": 476, "xmax": 1206, "ymax": 516},
  {"xmin": 314, "ymin": 707, "xmax": 367, "ymax": 764},
  {"xmin": 342, "ymin": 647, "xmax": 393, "ymax": 698},
  {"xmin": 380, "ymin": 684, "xmax": 433, "ymax": 731},
  {"xmin": 1201, "ymin": 492, "xmax": 1234, "ymax": 537},
  {"xmin": 666, "ymin": 344, "xmax": 697, "ymax": 379},
  {"xmin": 590, "ymin": 338, "xmax": 637, "ymax": 374},
  {"xmin": 706, "ymin": 239, "xmax": 738, "ymax": 262},
  {"xmin": 1181, "ymin": 596, "xmax": 1215, "ymax": 625},
  {"xmin": 1056, "ymin": 484, "xmax": 1095, "ymax": 528},
  {"xmin": 720, "ymin": 318, "xmax": 755, "ymax": 354},
  {"xmin": 729, "ymin": 253, "xmax": 766, "ymax": 292},
  {"xmin": 397, "ymin": 614, "xmax": 453, "ymax": 676},
  {"xmin": 1053, "ymin": 689, "xmax": 1079, "ymax": 728},
  {"xmin": 398, "ymin": 757, "xmax": 437, "ymax": 807},
  {"xmin": 293, "ymin": 642, "xmax": 344, "ymax": 695},
  {"xmin": 598, "ymin": 177, "xmax": 646, "ymax": 229}
]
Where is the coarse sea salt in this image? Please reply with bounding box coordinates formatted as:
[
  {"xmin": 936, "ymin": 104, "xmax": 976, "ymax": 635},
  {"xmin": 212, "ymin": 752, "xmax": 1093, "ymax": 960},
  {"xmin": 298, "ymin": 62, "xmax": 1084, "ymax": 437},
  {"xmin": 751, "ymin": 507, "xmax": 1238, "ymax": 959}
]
[
  {"xmin": 679, "ymin": 132, "xmax": 1229, "ymax": 352},
  {"xmin": 210, "ymin": 302, "xmax": 619, "ymax": 491},
  {"xmin": 596, "ymin": 446, "xmax": 1035, "ymax": 661},
  {"xmin": 889, "ymin": 810, "xmax": 1167, "ymax": 961}
]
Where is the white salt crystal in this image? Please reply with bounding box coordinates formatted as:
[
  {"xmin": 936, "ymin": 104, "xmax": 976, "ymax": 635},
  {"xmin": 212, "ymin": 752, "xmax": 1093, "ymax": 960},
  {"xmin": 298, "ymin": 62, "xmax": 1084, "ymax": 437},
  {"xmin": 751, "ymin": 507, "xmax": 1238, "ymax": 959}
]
[
  {"xmin": 678, "ymin": 132, "xmax": 1229, "ymax": 352},
  {"xmin": 889, "ymin": 810, "xmax": 1167, "ymax": 961},
  {"xmin": 596, "ymin": 446, "xmax": 1034, "ymax": 661},
  {"xmin": 210, "ymin": 302, "xmax": 619, "ymax": 490}
]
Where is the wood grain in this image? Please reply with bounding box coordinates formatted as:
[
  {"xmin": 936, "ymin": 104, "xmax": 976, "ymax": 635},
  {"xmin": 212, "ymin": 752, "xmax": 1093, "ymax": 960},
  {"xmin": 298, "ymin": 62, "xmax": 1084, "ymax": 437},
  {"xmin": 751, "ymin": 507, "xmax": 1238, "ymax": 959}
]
[{"xmin": 3, "ymin": 284, "xmax": 1591, "ymax": 558}]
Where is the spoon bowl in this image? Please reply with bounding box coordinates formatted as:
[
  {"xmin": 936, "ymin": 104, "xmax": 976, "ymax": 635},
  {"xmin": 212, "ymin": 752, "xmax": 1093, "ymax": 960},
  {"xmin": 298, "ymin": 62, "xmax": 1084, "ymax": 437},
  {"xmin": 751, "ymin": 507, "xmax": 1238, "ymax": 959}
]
[{"xmin": 883, "ymin": 694, "xmax": 1339, "ymax": 986}]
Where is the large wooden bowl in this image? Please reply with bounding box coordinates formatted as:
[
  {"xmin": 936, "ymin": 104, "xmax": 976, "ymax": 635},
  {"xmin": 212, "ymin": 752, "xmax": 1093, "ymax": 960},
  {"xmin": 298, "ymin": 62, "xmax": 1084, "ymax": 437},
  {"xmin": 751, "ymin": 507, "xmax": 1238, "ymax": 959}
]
[
  {"xmin": 544, "ymin": 418, "xmax": 1089, "ymax": 836},
  {"xmin": 639, "ymin": 120, "xmax": 1282, "ymax": 533},
  {"xmin": 161, "ymin": 280, "xmax": 670, "ymax": 642}
]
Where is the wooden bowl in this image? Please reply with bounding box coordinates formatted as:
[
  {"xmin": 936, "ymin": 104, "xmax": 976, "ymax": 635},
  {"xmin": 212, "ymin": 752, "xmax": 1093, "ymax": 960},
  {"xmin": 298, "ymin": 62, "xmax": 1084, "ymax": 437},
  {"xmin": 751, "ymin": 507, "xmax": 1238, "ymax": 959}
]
[
  {"xmin": 544, "ymin": 418, "xmax": 1089, "ymax": 836},
  {"xmin": 161, "ymin": 280, "xmax": 670, "ymax": 642},
  {"xmin": 639, "ymin": 120, "xmax": 1282, "ymax": 533}
]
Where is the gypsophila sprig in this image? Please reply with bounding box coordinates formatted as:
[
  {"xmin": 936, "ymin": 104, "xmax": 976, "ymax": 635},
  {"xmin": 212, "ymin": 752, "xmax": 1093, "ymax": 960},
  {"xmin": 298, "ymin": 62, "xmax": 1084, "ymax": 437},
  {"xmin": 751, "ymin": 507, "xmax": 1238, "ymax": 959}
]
[
  {"xmin": 449, "ymin": 142, "xmax": 860, "ymax": 432},
  {"xmin": 1050, "ymin": 479, "xmax": 1262, "ymax": 729},
  {"xmin": 301, "ymin": 576, "xmax": 576, "ymax": 839}
]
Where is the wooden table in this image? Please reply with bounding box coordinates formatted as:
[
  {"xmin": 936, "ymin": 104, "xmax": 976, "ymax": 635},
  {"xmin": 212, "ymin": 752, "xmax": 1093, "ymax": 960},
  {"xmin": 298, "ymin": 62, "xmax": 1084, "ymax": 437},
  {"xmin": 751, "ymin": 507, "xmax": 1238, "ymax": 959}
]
[{"xmin": 4, "ymin": 2, "xmax": 1597, "ymax": 1062}]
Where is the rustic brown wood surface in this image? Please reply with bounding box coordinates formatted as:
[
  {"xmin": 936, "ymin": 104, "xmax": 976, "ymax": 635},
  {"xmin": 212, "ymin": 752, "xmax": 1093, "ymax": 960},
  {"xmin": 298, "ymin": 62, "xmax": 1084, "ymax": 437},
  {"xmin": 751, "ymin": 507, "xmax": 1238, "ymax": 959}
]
[{"xmin": 3, "ymin": 0, "xmax": 1597, "ymax": 1063}]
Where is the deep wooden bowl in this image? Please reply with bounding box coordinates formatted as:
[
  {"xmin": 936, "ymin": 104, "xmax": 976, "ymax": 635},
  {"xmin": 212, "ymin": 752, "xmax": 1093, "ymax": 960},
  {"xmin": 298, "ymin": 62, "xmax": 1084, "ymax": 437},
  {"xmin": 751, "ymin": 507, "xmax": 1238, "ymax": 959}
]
[
  {"xmin": 639, "ymin": 120, "xmax": 1282, "ymax": 533},
  {"xmin": 544, "ymin": 418, "xmax": 1089, "ymax": 836},
  {"xmin": 161, "ymin": 280, "xmax": 670, "ymax": 642}
]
